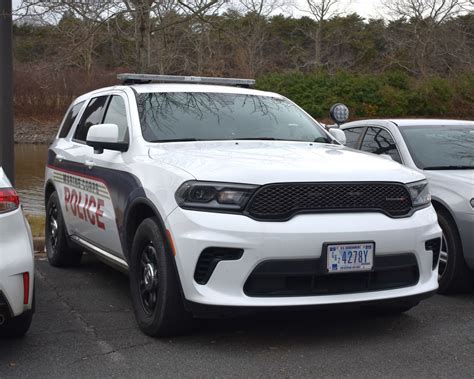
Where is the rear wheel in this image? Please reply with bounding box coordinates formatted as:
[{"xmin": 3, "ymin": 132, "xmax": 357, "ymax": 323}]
[
  {"xmin": 45, "ymin": 191, "xmax": 82, "ymax": 267},
  {"xmin": 0, "ymin": 289, "xmax": 34, "ymax": 338},
  {"xmin": 437, "ymin": 211, "xmax": 472, "ymax": 294},
  {"xmin": 129, "ymin": 218, "xmax": 194, "ymax": 337},
  {"xmin": 0, "ymin": 311, "xmax": 34, "ymax": 338}
]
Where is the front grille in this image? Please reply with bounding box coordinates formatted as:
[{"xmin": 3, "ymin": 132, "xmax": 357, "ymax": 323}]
[
  {"xmin": 246, "ymin": 182, "xmax": 413, "ymax": 220},
  {"xmin": 244, "ymin": 254, "xmax": 419, "ymax": 297}
]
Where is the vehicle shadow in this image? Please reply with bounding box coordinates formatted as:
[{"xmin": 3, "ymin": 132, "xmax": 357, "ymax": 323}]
[{"xmin": 35, "ymin": 254, "xmax": 474, "ymax": 348}]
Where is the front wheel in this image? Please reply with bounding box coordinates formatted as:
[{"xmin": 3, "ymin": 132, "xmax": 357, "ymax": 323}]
[
  {"xmin": 437, "ymin": 211, "xmax": 472, "ymax": 294},
  {"xmin": 129, "ymin": 218, "xmax": 195, "ymax": 337}
]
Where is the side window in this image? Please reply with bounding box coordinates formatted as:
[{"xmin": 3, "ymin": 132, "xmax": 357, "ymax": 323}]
[
  {"xmin": 73, "ymin": 96, "xmax": 109, "ymax": 142},
  {"xmin": 103, "ymin": 95, "xmax": 129, "ymax": 143},
  {"xmin": 344, "ymin": 127, "xmax": 365, "ymax": 149},
  {"xmin": 58, "ymin": 101, "xmax": 84, "ymax": 138},
  {"xmin": 360, "ymin": 127, "xmax": 402, "ymax": 163}
]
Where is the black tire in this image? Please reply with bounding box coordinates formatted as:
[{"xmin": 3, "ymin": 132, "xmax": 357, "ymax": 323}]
[
  {"xmin": 45, "ymin": 191, "xmax": 82, "ymax": 267},
  {"xmin": 437, "ymin": 210, "xmax": 472, "ymax": 294},
  {"xmin": 0, "ymin": 311, "xmax": 33, "ymax": 338},
  {"xmin": 363, "ymin": 299, "xmax": 420, "ymax": 316},
  {"xmin": 0, "ymin": 288, "xmax": 34, "ymax": 338},
  {"xmin": 129, "ymin": 217, "xmax": 195, "ymax": 337}
]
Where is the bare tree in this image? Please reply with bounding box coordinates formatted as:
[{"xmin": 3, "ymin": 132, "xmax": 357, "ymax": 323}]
[
  {"xmin": 15, "ymin": 0, "xmax": 225, "ymax": 72},
  {"xmin": 382, "ymin": 0, "xmax": 470, "ymax": 76},
  {"xmin": 232, "ymin": 0, "xmax": 291, "ymax": 17},
  {"xmin": 217, "ymin": 0, "xmax": 293, "ymax": 77},
  {"xmin": 302, "ymin": 0, "xmax": 343, "ymax": 68},
  {"xmin": 384, "ymin": 0, "xmax": 468, "ymax": 24}
]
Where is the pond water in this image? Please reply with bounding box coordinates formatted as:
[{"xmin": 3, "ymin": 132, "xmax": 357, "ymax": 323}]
[{"xmin": 14, "ymin": 144, "xmax": 49, "ymax": 215}]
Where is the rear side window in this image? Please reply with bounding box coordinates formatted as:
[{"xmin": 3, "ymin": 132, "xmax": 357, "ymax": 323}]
[
  {"xmin": 343, "ymin": 127, "xmax": 365, "ymax": 148},
  {"xmin": 58, "ymin": 101, "xmax": 84, "ymax": 138},
  {"xmin": 103, "ymin": 95, "xmax": 129, "ymax": 143},
  {"xmin": 360, "ymin": 127, "xmax": 402, "ymax": 163},
  {"xmin": 74, "ymin": 96, "xmax": 109, "ymax": 142}
]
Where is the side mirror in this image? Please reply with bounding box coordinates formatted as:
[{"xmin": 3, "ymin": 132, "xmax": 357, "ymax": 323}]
[
  {"xmin": 328, "ymin": 128, "xmax": 347, "ymax": 145},
  {"xmin": 86, "ymin": 124, "xmax": 128, "ymax": 154}
]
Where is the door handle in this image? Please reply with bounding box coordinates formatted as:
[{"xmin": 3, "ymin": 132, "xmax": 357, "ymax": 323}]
[
  {"xmin": 56, "ymin": 154, "xmax": 65, "ymax": 162},
  {"xmin": 85, "ymin": 160, "xmax": 95, "ymax": 169}
]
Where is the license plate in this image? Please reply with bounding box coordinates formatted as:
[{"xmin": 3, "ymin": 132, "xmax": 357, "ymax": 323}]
[{"xmin": 327, "ymin": 242, "xmax": 374, "ymax": 273}]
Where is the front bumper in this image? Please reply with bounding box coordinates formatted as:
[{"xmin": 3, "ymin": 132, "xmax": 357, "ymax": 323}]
[
  {"xmin": 0, "ymin": 208, "xmax": 35, "ymax": 317},
  {"xmin": 166, "ymin": 206, "xmax": 441, "ymax": 308}
]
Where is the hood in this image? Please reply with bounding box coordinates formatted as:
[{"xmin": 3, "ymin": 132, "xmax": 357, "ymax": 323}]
[
  {"xmin": 424, "ymin": 170, "xmax": 474, "ymax": 186},
  {"xmin": 149, "ymin": 141, "xmax": 424, "ymax": 185},
  {"xmin": 424, "ymin": 170, "xmax": 474, "ymax": 199}
]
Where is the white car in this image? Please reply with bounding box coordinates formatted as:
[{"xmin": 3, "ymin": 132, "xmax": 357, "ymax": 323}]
[
  {"xmin": 340, "ymin": 119, "xmax": 474, "ymax": 293},
  {"xmin": 44, "ymin": 74, "xmax": 441, "ymax": 337},
  {"xmin": 0, "ymin": 168, "xmax": 35, "ymax": 337}
]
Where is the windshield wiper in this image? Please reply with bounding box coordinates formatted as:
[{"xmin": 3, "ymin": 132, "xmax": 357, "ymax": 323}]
[
  {"xmin": 150, "ymin": 138, "xmax": 202, "ymax": 143},
  {"xmin": 232, "ymin": 137, "xmax": 282, "ymax": 141},
  {"xmin": 314, "ymin": 137, "xmax": 331, "ymax": 144},
  {"xmin": 423, "ymin": 165, "xmax": 474, "ymax": 170}
]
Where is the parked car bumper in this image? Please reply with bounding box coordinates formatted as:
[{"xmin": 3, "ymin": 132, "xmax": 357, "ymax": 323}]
[{"xmin": 0, "ymin": 208, "xmax": 35, "ymax": 318}]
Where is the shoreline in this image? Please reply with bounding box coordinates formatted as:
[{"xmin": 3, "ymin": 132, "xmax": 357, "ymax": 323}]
[{"xmin": 15, "ymin": 119, "xmax": 58, "ymax": 144}]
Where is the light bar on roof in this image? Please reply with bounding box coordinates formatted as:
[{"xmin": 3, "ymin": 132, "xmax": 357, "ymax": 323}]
[{"xmin": 117, "ymin": 73, "xmax": 255, "ymax": 87}]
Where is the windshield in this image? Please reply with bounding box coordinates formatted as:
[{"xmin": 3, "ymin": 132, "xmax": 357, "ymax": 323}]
[
  {"xmin": 136, "ymin": 92, "xmax": 331, "ymax": 143},
  {"xmin": 399, "ymin": 124, "xmax": 474, "ymax": 170}
]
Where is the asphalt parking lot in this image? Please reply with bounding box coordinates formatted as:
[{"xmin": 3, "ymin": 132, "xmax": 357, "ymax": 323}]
[{"xmin": 1, "ymin": 254, "xmax": 474, "ymax": 378}]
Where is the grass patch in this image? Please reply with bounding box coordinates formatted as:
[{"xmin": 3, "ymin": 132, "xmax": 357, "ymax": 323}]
[{"xmin": 26, "ymin": 214, "xmax": 45, "ymax": 238}]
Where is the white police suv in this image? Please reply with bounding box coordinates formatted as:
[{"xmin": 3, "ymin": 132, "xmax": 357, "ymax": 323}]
[{"xmin": 45, "ymin": 74, "xmax": 441, "ymax": 337}]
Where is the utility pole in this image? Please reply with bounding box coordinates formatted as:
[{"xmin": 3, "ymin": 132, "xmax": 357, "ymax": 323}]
[{"xmin": 0, "ymin": 0, "xmax": 14, "ymax": 185}]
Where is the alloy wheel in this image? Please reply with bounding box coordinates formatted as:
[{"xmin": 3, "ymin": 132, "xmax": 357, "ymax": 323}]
[
  {"xmin": 139, "ymin": 242, "xmax": 159, "ymax": 315},
  {"xmin": 48, "ymin": 203, "xmax": 59, "ymax": 250},
  {"xmin": 438, "ymin": 233, "xmax": 449, "ymax": 280}
]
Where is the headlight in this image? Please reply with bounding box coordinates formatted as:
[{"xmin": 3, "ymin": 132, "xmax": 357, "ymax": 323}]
[
  {"xmin": 407, "ymin": 180, "xmax": 431, "ymax": 208},
  {"xmin": 175, "ymin": 181, "xmax": 257, "ymax": 212}
]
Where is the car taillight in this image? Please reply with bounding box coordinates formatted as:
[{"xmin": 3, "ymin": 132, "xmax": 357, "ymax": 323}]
[{"xmin": 0, "ymin": 188, "xmax": 20, "ymax": 214}]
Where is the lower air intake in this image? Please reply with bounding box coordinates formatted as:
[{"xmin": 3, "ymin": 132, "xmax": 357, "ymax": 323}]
[
  {"xmin": 194, "ymin": 248, "xmax": 244, "ymax": 285},
  {"xmin": 244, "ymin": 254, "xmax": 419, "ymax": 297}
]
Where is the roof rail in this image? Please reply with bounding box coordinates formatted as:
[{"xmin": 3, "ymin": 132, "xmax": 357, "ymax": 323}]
[{"xmin": 117, "ymin": 73, "xmax": 256, "ymax": 87}]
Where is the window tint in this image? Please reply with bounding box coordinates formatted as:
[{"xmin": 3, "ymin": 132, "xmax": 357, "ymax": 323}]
[
  {"xmin": 74, "ymin": 96, "xmax": 109, "ymax": 142},
  {"xmin": 344, "ymin": 127, "xmax": 365, "ymax": 148},
  {"xmin": 399, "ymin": 124, "xmax": 474, "ymax": 169},
  {"xmin": 137, "ymin": 92, "xmax": 331, "ymax": 144},
  {"xmin": 58, "ymin": 101, "xmax": 84, "ymax": 138},
  {"xmin": 360, "ymin": 127, "xmax": 402, "ymax": 163},
  {"xmin": 103, "ymin": 95, "xmax": 129, "ymax": 143}
]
